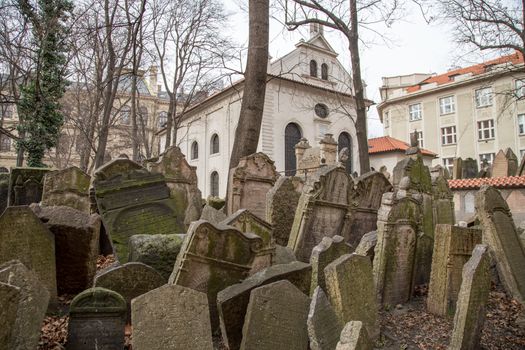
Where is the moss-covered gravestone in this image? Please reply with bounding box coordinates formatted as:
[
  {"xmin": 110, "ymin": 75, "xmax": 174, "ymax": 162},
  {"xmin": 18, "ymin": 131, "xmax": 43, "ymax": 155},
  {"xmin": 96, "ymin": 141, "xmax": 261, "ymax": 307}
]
[
  {"xmin": 0, "ymin": 172, "xmax": 9, "ymax": 214},
  {"xmin": 308, "ymin": 286, "xmax": 343, "ymax": 350},
  {"xmin": 131, "ymin": 284, "xmax": 213, "ymax": 350},
  {"xmin": 7, "ymin": 167, "xmax": 50, "ymax": 206},
  {"xmin": 0, "ymin": 282, "xmax": 20, "ymax": 348},
  {"xmin": 431, "ymin": 174, "xmax": 455, "ymax": 227},
  {"xmin": 240, "ymin": 280, "xmax": 310, "ymax": 350},
  {"xmin": 41, "ymin": 166, "xmax": 91, "ymax": 212},
  {"xmin": 67, "ymin": 288, "xmax": 127, "ymax": 350},
  {"xmin": 427, "ymin": 225, "xmax": 481, "ymax": 316},
  {"xmin": 200, "ymin": 204, "xmax": 227, "ymax": 224},
  {"xmin": 335, "ymin": 321, "xmax": 373, "ymax": 350},
  {"xmin": 92, "ymin": 159, "xmax": 182, "ymax": 262},
  {"xmin": 354, "ymin": 231, "xmax": 377, "ymax": 262}
]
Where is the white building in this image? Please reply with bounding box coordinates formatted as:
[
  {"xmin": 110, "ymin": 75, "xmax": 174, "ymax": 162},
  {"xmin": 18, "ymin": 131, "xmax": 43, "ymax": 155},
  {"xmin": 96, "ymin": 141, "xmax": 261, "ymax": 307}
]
[{"xmin": 159, "ymin": 26, "xmax": 367, "ymax": 198}]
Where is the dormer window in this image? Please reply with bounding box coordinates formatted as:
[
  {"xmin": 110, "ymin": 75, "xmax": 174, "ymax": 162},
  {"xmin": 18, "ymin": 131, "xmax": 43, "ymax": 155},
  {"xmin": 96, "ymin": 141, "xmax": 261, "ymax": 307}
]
[
  {"xmin": 321, "ymin": 64, "xmax": 328, "ymax": 80},
  {"xmin": 310, "ymin": 60, "xmax": 318, "ymax": 77}
]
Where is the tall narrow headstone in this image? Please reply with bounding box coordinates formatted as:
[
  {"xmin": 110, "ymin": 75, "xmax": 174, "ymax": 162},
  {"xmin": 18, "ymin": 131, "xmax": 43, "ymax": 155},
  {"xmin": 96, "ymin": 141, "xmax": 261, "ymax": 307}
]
[
  {"xmin": 335, "ymin": 321, "xmax": 373, "ymax": 350},
  {"xmin": 452, "ymin": 158, "xmax": 463, "ymax": 179},
  {"xmin": 492, "ymin": 148, "xmax": 518, "ymax": 177},
  {"xmin": 307, "ymin": 286, "xmax": 343, "ymax": 350},
  {"xmin": 432, "ymin": 174, "xmax": 455, "ymax": 226},
  {"xmin": 41, "ymin": 166, "xmax": 91, "ymax": 212},
  {"xmin": 461, "ymin": 158, "xmax": 478, "ymax": 179},
  {"xmin": 0, "ymin": 282, "xmax": 20, "ymax": 348},
  {"xmin": 354, "ymin": 231, "xmax": 377, "ymax": 262},
  {"xmin": 7, "ymin": 167, "xmax": 49, "ymax": 206},
  {"xmin": 0, "ymin": 172, "xmax": 9, "ymax": 214}
]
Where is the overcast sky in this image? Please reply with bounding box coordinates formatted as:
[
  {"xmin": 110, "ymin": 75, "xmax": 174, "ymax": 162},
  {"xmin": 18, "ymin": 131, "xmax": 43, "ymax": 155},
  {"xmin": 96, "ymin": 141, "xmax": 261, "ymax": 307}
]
[{"xmin": 221, "ymin": 1, "xmax": 466, "ymax": 137}]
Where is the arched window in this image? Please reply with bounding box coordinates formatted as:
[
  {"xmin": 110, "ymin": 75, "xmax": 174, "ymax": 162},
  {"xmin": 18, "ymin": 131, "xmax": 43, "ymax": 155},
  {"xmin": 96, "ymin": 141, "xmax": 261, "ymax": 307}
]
[
  {"xmin": 158, "ymin": 112, "xmax": 168, "ymax": 128},
  {"xmin": 191, "ymin": 141, "xmax": 199, "ymax": 160},
  {"xmin": 120, "ymin": 106, "xmax": 131, "ymax": 125},
  {"xmin": 139, "ymin": 106, "xmax": 148, "ymax": 121},
  {"xmin": 338, "ymin": 132, "xmax": 353, "ymax": 174},
  {"xmin": 284, "ymin": 123, "xmax": 302, "ymax": 176},
  {"xmin": 210, "ymin": 171, "xmax": 219, "ymax": 197},
  {"xmin": 321, "ymin": 63, "xmax": 329, "ymax": 80},
  {"xmin": 310, "ymin": 60, "xmax": 318, "ymax": 78},
  {"xmin": 210, "ymin": 134, "xmax": 219, "ymax": 154}
]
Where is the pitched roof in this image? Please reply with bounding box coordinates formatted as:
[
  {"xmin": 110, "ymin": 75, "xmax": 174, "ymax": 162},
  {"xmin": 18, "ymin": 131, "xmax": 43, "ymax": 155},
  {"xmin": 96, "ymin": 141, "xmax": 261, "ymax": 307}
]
[
  {"xmin": 448, "ymin": 175, "xmax": 525, "ymax": 190},
  {"xmin": 368, "ymin": 136, "xmax": 436, "ymax": 156},
  {"xmin": 406, "ymin": 51, "xmax": 524, "ymax": 93}
]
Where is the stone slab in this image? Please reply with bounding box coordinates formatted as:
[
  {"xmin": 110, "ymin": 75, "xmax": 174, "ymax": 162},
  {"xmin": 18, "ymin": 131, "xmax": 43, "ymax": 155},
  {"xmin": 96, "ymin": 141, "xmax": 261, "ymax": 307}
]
[
  {"xmin": 335, "ymin": 321, "xmax": 373, "ymax": 350},
  {"xmin": 310, "ymin": 235, "xmax": 352, "ymax": 295},
  {"xmin": 41, "ymin": 166, "xmax": 91, "ymax": 212},
  {"xmin": 308, "ymin": 286, "xmax": 343, "ymax": 350}
]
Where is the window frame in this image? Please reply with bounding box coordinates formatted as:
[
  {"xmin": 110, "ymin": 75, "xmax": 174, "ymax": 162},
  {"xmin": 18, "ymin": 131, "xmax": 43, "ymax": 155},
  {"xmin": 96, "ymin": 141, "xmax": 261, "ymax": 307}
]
[
  {"xmin": 479, "ymin": 152, "xmax": 495, "ymax": 165},
  {"xmin": 439, "ymin": 96, "xmax": 456, "ymax": 115},
  {"xmin": 518, "ymin": 114, "xmax": 525, "ymax": 135},
  {"xmin": 516, "ymin": 79, "xmax": 525, "ymax": 98},
  {"xmin": 477, "ymin": 119, "xmax": 495, "ymax": 141},
  {"xmin": 408, "ymin": 103, "xmax": 422, "ymax": 121},
  {"xmin": 475, "ymin": 87, "xmax": 493, "ymax": 108},
  {"xmin": 415, "ymin": 130, "xmax": 424, "ymax": 147},
  {"xmin": 191, "ymin": 141, "xmax": 199, "ymax": 160},
  {"xmin": 321, "ymin": 63, "xmax": 328, "ymax": 80},
  {"xmin": 210, "ymin": 133, "xmax": 219, "ymax": 155},
  {"xmin": 210, "ymin": 171, "xmax": 219, "ymax": 197},
  {"xmin": 443, "ymin": 157, "xmax": 454, "ymax": 173},
  {"xmin": 441, "ymin": 125, "xmax": 457, "ymax": 145},
  {"xmin": 309, "ymin": 60, "xmax": 318, "ymax": 78}
]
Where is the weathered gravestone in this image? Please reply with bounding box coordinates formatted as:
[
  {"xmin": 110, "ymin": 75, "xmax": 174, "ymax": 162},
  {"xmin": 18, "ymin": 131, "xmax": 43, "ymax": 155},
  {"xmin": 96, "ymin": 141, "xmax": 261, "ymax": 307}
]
[
  {"xmin": 310, "ymin": 235, "xmax": 353, "ymax": 295},
  {"xmin": 0, "ymin": 206, "xmax": 57, "ymax": 305},
  {"xmin": 67, "ymin": 288, "xmax": 126, "ymax": 350},
  {"xmin": 128, "ymin": 234, "xmax": 185, "ymax": 280},
  {"xmin": 0, "ymin": 260, "xmax": 50, "ymax": 350},
  {"xmin": 308, "ymin": 286, "xmax": 343, "ymax": 350},
  {"xmin": 519, "ymin": 154, "xmax": 525, "ymax": 176},
  {"xmin": 335, "ymin": 321, "xmax": 373, "ymax": 350},
  {"xmin": 94, "ymin": 262, "xmax": 165, "ymax": 323},
  {"xmin": 325, "ymin": 254, "xmax": 379, "ymax": 340},
  {"xmin": 355, "ymin": 231, "xmax": 377, "ymax": 262},
  {"xmin": 266, "ymin": 176, "xmax": 303, "ymax": 246},
  {"xmin": 288, "ymin": 165, "xmax": 355, "ymax": 262},
  {"xmin": 462, "ymin": 158, "xmax": 478, "ymax": 179},
  {"xmin": 7, "ymin": 167, "xmax": 50, "ymax": 206},
  {"xmin": 274, "ymin": 244, "xmax": 297, "ymax": 265},
  {"xmin": 449, "ymin": 244, "xmax": 490, "ymax": 350},
  {"xmin": 227, "ymin": 152, "xmax": 279, "ymax": 219},
  {"xmin": 221, "ymin": 209, "xmax": 275, "ymax": 274},
  {"xmin": 492, "ymin": 148, "xmax": 518, "ymax": 177},
  {"xmin": 217, "ymin": 261, "xmax": 312, "ymax": 350},
  {"xmin": 431, "ymin": 164, "xmax": 450, "ymax": 180},
  {"xmin": 475, "ymin": 185, "xmax": 525, "ymax": 303},
  {"xmin": 427, "ymin": 225, "xmax": 482, "ymax": 316},
  {"xmin": 147, "ymin": 146, "xmax": 203, "ymax": 228},
  {"xmin": 41, "ymin": 166, "xmax": 91, "ymax": 212},
  {"xmin": 31, "ymin": 204, "xmax": 101, "ymax": 294},
  {"xmin": 0, "ymin": 282, "xmax": 20, "ymax": 348},
  {"xmin": 92, "ymin": 158, "xmax": 182, "ymax": 262},
  {"xmin": 200, "ymin": 204, "xmax": 227, "ymax": 224},
  {"xmin": 452, "ymin": 158, "xmax": 463, "ymax": 179},
  {"xmin": 131, "ymin": 284, "xmax": 213, "ymax": 350},
  {"xmin": 432, "ymin": 174, "xmax": 455, "ymax": 227},
  {"xmin": 169, "ymin": 220, "xmax": 263, "ymax": 328},
  {"xmin": 350, "ymin": 171, "xmax": 392, "ymax": 246},
  {"xmin": 0, "ymin": 172, "xmax": 8, "ymax": 214},
  {"xmin": 240, "ymin": 280, "xmax": 310, "ymax": 350}
]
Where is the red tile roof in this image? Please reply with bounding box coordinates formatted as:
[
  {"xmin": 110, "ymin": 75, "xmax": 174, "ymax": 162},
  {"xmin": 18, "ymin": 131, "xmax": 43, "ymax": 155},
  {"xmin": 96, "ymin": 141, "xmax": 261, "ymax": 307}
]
[
  {"xmin": 368, "ymin": 136, "xmax": 436, "ymax": 156},
  {"xmin": 406, "ymin": 51, "xmax": 524, "ymax": 93},
  {"xmin": 448, "ymin": 175, "xmax": 525, "ymax": 190}
]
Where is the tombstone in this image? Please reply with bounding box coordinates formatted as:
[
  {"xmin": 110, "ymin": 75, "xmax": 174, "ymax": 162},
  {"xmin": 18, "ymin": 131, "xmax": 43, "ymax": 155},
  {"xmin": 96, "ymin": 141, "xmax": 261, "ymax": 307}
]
[
  {"xmin": 288, "ymin": 165, "xmax": 355, "ymax": 262},
  {"xmin": 67, "ymin": 287, "xmax": 126, "ymax": 350},
  {"xmin": 0, "ymin": 206, "xmax": 57, "ymax": 305},
  {"xmin": 94, "ymin": 262, "xmax": 165, "ymax": 323},
  {"xmin": 273, "ymin": 244, "xmax": 297, "ymax": 265},
  {"xmin": 221, "ymin": 209, "xmax": 275, "ymax": 274},
  {"xmin": 0, "ymin": 172, "xmax": 9, "ymax": 214},
  {"xmin": 449, "ymin": 245, "xmax": 490, "ymax": 350},
  {"xmin": 431, "ymin": 164, "xmax": 450, "ymax": 180},
  {"xmin": 492, "ymin": 148, "xmax": 518, "ymax": 177},
  {"xmin": 227, "ymin": 152, "xmax": 279, "ymax": 219},
  {"xmin": 461, "ymin": 158, "xmax": 478, "ymax": 179},
  {"xmin": 200, "ymin": 204, "xmax": 227, "ymax": 224},
  {"xmin": 475, "ymin": 185, "xmax": 525, "ymax": 303},
  {"xmin": 432, "ymin": 174, "xmax": 455, "ymax": 227},
  {"xmin": 354, "ymin": 231, "xmax": 377, "ymax": 262},
  {"xmin": 452, "ymin": 157, "xmax": 463, "ymax": 179},
  {"xmin": 0, "ymin": 260, "xmax": 50, "ymax": 350},
  {"xmin": 310, "ymin": 235, "xmax": 353, "ymax": 295},
  {"xmin": 427, "ymin": 225, "xmax": 482, "ymax": 316},
  {"xmin": 392, "ymin": 156, "xmax": 432, "ymax": 194},
  {"xmin": 240, "ymin": 280, "xmax": 310, "ymax": 350},
  {"xmin": 297, "ymin": 146, "xmax": 322, "ymax": 175},
  {"xmin": 324, "ymin": 254, "xmax": 379, "ymax": 340},
  {"xmin": 0, "ymin": 282, "xmax": 20, "ymax": 348},
  {"xmin": 92, "ymin": 158, "xmax": 182, "ymax": 262},
  {"xmin": 7, "ymin": 167, "xmax": 50, "ymax": 206},
  {"xmin": 128, "ymin": 234, "xmax": 185, "ymax": 280},
  {"xmin": 379, "ymin": 165, "xmax": 391, "ymax": 181},
  {"xmin": 518, "ymin": 154, "xmax": 525, "ymax": 176},
  {"xmin": 31, "ymin": 204, "xmax": 101, "ymax": 294},
  {"xmin": 147, "ymin": 146, "xmax": 203, "ymax": 228},
  {"xmin": 41, "ymin": 166, "xmax": 91, "ymax": 212},
  {"xmin": 335, "ymin": 321, "xmax": 373, "ymax": 350},
  {"xmin": 266, "ymin": 176, "xmax": 303, "ymax": 246},
  {"xmin": 308, "ymin": 286, "xmax": 343, "ymax": 350},
  {"xmin": 131, "ymin": 284, "xmax": 213, "ymax": 350},
  {"xmin": 373, "ymin": 194, "xmax": 421, "ymax": 306},
  {"xmin": 218, "ymin": 261, "xmax": 311, "ymax": 350},
  {"xmin": 169, "ymin": 220, "xmax": 263, "ymax": 328},
  {"xmin": 350, "ymin": 171, "xmax": 392, "ymax": 246}
]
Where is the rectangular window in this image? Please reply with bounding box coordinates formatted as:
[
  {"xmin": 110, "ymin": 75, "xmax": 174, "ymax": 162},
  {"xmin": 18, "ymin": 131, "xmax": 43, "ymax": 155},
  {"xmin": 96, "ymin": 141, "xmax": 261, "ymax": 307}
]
[
  {"xmin": 0, "ymin": 135, "xmax": 11, "ymax": 151},
  {"xmin": 415, "ymin": 131, "xmax": 423, "ymax": 147},
  {"xmin": 477, "ymin": 119, "xmax": 495, "ymax": 140},
  {"xmin": 441, "ymin": 126, "xmax": 457, "ymax": 145},
  {"xmin": 443, "ymin": 157, "xmax": 454, "ymax": 173},
  {"xmin": 439, "ymin": 96, "xmax": 455, "ymax": 115},
  {"xmin": 475, "ymin": 87, "xmax": 493, "ymax": 108},
  {"xmin": 518, "ymin": 114, "xmax": 525, "ymax": 135},
  {"xmin": 409, "ymin": 103, "xmax": 422, "ymax": 121},
  {"xmin": 516, "ymin": 79, "xmax": 525, "ymax": 98},
  {"xmin": 384, "ymin": 111, "xmax": 390, "ymax": 128},
  {"xmin": 479, "ymin": 153, "xmax": 495, "ymax": 165},
  {"xmin": 0, "ymin": 104, "xmax": 13, "ymax": 119}
]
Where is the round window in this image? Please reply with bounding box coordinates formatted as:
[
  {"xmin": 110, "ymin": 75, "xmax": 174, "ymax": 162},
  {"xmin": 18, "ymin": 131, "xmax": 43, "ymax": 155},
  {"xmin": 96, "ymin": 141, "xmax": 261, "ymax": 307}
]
[{"xmin": 315, "ymin": 103, "xmax": 329, "ymax": 118}]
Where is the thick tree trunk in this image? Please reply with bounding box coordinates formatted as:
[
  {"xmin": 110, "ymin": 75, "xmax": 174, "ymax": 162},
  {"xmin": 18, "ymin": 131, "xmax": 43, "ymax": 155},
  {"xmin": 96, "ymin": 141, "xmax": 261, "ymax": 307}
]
[
  {"xmin": 163, "ymin": 97, "xmax": 175, "ymax": 150},
  {"xmin": 228, "ymin": 0, "xmax": 269, "ymax": 170}
]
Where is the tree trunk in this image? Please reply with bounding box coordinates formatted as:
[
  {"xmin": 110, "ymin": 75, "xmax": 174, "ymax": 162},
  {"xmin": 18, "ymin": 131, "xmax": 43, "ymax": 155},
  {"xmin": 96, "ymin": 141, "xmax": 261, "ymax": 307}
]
[
  {"xmin": 163, "ymin": 96, "xmax": 175, "ymax": 150},
  {"xmin": 131, "ymin": 73, "xmax": 139, "ymax": 161},
  {"xmin": 228, "ymin": 0, "xmax": 269, "ymax": 170}
]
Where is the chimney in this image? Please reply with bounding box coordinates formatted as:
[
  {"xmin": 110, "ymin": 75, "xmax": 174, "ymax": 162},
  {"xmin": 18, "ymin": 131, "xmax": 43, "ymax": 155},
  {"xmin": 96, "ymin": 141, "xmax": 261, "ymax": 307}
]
[
  {"xmin": 309, "ymin": 23, "xmax": 324, "ymax": 38},
  {"xmin": 149, "ymin": 66, "xmax": 158, "ymax": 95}
]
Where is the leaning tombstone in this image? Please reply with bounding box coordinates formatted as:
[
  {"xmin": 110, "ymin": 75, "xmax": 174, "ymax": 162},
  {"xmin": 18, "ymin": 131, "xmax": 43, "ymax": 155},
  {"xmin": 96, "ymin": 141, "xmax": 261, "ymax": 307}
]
[
  {"xmin": 0, "ymin": 171, "xmax": 9, "ymax": 214},
  {"xmin": 0, "ymin": 260, "xmax": 50, "ymax": 350},
  {"xmin": 7, "ymin": 167, "xmax": 50, "ymax": 206},
  {"xmin": 200, "ymin": 204, "xmax": 227, "ymax": 224},
  {"xmin": 324, "ymin": 254, "xmax": 379, "ymax": 340},
  {"xmin": 432, "ymin": 174, "xmax": 455, "ymax": 226},
  {"xmin": 452, "ymin": 157, "xmax": 463, "ymax": 179},
  {"xmin": 41, "ymin": 166, "xmax": 91, "ymax": 212},
  {"xmin": 354, "ymin": 231, "xmax": 377, "ymax": 262},
  {"xmin": 91, "ymin": 158, "xmax": 182, "ymax": 262},
  {"xmin": 94, "ymin": 262, "xmax": 165, "ymax": 323},
  {"xmin": 427, "ymin": 225, "xmax": 481, "ymax": 316},
  {"xmin": 0, "ymin": 206, "xmax": 57, "ymax": 305},
  {"xmin": 475, "ymin": 185, "xmax": 525, "ymax": 303},
  {"xmin": 217, "ymin": 261, "xmax": 311, "ymax": 350},
  {"xmin": 240, "ymin": 280, "xmax": 310, "ymax": 350},
  {"xmin": 335, "ymin": 321, "xmax": 373, "ymax": 350},
  {"xmin": 67, "ymin": 287, "xmax": 127, "ymax": 350},
  {"xmin": 308, "ymin": 286, "xmax": 343, "ymax": 350},
  {"xmin": 273, "ymin": 244, "xmax": 297, "ymax": 265},
  {"xmin": 227, "ymin": 152, "xmax": 279, "ymax": 219},
  {"xmin": 0, "ymin": 282, "xmax": 20, "ymax": 348},
  {"xmin": 449, "ymin": 245, "xmax": 490, "ymax": 350},
  {"xmin": 131, "ymin": 284, "xmax": 213, "ymax": 350}
]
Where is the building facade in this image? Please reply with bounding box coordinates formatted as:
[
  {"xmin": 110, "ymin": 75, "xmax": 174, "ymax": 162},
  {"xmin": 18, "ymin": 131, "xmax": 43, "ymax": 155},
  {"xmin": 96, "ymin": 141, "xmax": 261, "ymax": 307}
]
[{"xmin": 377, "ymin": 52, "xmax": 525, "ymax": 173}]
